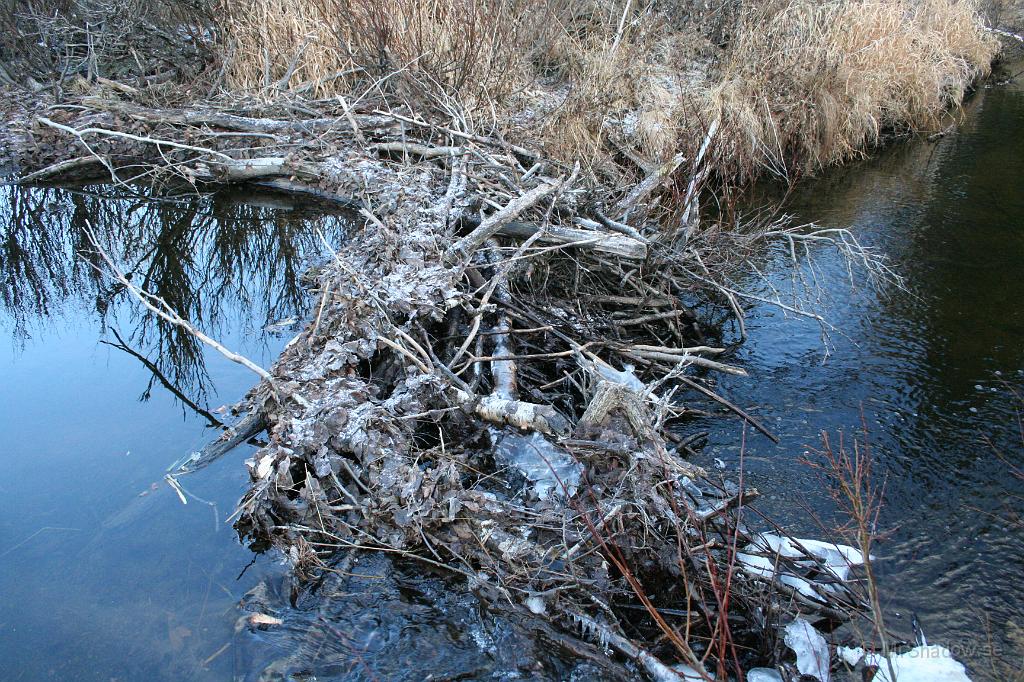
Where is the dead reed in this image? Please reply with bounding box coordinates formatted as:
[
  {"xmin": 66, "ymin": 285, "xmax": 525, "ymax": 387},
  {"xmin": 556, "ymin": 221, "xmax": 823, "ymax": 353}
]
[
  {"xmin": 707, "ymin": 0, "xmax": 1000, "ymax": 183},
  {"xmin": 214, "ymin": 0, "xmax": 999, "ymax": 186}
]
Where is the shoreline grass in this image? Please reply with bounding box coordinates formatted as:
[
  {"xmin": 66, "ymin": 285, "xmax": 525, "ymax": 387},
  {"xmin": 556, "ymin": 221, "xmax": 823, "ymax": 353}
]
[{"xmin": 216, "ymin": 0, "xmax": 1000, "ymax": 187}]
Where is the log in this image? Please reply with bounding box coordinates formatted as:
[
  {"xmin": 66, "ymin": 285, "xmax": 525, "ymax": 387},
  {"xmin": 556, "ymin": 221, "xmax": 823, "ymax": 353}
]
[
  {"xmin": 615, "ymin": 151, "xmax": 687, "ymax": 217},
  {"xmin": 497, "ymin": 221, "xmax": 648, "ymax": 260},
  {"xmin": 251, "ymin": 178, "xmax": 365, "ymax": 209},
  {"xmin": 191, "ymin": 156, "xmax": 322, "ymax": 182},
  {"xmin": 171, "ymin": 411, "xmax": 267, "ymax": 475},
  {"xmin": 80, "ymin": 98, "xmax": 394, "ymax": 136},
  {"xmin": 454, "ymin": 389, "xmax": 571, "ymax": 437}
]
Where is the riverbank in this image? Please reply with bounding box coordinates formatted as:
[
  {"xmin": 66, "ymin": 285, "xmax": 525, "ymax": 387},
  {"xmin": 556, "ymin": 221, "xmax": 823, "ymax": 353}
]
[
  {"xmin": 0, "ymin": 1, "xmax": 1004, "ymax": 188},
  {"xmin": 0, "ymin": 1, "xmax": 1018, "ymax": 679}
]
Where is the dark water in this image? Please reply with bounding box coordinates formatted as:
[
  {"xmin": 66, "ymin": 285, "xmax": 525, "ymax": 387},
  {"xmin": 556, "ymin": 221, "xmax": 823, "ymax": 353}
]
[
  {"xmin": 693, "ymin": 70, "xmax": 1024, "ymax": 678},
  {"xmin": 1, "ymin": 73, "xmax": 1022, "ymax": 681}
]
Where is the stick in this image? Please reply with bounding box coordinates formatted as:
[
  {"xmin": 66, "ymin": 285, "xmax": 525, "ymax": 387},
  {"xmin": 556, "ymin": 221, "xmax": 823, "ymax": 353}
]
[
  {"xmin": 37, "ymin": 117, "xmax": 235, "ymax": 161},
  {"xmin": 372, "ymin": 141, "xmax": 465, "ymax": 160},
  {"xmin": 679, "ymin": 119, "xmax": 720, "ymax": 237},
  {"xmin": 371, "ymin": 109, "xmax": 538, "ymax": 159},
  {"xmin": 170, "ymin": 411, "xmax": 267, "ymax": 475},
  {"xmin": 17, "ymin": 156, "xmax": 104, "ymax": 184},
  {"xmin": 615, "ymin": 151, "xmax": 687, "ymax": 217},
  {"xmin": 83, "ymin": 225, "xmax": 278, "ymax": 393},
  {"xmin": 497, "ymin": 221, "xmax": 647, "ymax": 260},
  {"xmin": 623, "ymin": 349, "xmax": 748, "ymax": 376},
  {"xmin": 677, "ymin": 376, "xmax": 778, "ymax": 443},
  {"xmin": 450, "ymin": 181, "xmax": 562, "ymax": 259}
]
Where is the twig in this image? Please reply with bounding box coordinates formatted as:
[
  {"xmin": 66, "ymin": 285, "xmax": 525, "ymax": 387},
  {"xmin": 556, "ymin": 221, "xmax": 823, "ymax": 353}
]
[{"xmin": 37, "ymin": 116, "xmax": 234, "ymax": 161}]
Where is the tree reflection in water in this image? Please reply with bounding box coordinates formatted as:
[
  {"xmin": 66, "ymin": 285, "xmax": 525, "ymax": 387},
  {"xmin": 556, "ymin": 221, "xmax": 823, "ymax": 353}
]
[{"xmin": 0, "ymin": 182, "xmax": 349, "ymax": 412}]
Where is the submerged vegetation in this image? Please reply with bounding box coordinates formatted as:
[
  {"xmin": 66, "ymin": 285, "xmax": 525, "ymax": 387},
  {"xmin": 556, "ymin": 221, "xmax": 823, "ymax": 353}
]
[{"xmin": 0, "ymin": 0, "xmax": 1018, "ymax": 679}]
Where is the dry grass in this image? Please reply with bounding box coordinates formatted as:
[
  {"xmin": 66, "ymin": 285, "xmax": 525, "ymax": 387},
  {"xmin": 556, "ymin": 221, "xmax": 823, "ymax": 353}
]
[
  {"xmin": 706, "ymin": 0, "xmax": 1000, "ymax": 183},
  {"xmin": 7, "ymin": 0, "xmax": 1000, "ymax": 185},
  {"xmin": 215, "ymin": 0, "xmax": 561, "ymax": 103},
  {"xmin": 214, "ymin": 0, "xmax": 999, "ymax": 184}
]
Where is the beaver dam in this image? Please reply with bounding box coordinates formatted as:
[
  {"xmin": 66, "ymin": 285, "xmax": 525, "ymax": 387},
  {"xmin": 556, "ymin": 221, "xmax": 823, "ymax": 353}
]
[
  {"xmin": 2, "ymin": 0, "xmax": 1021, "ymax": 679},
  {"xmin": 0, "ymin": 100, "xmax": 947, "ymax": 679}
]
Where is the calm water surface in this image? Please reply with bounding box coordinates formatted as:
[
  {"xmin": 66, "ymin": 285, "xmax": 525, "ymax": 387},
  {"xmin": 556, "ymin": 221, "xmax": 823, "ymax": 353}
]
[
  {"xmin": 1, "ymin": 69, "xmax": 1022, "ymax": 680},
  {"xmin": 0, "ymin": 186, "xmax": 346, "ymax": 680},
  {"xmin": 0, "ymin": 186, "xmax": 551, "ymax": 681}
]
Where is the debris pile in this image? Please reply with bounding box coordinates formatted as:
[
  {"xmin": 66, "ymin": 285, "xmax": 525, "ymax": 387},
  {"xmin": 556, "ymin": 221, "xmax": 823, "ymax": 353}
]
[
  {"xmin": 153, "ymin": 114, "xmax": 871, "ymax": 678},
  {"xmin": 10, "ymin": 92, "xmax": 905, "ymax": 679}
]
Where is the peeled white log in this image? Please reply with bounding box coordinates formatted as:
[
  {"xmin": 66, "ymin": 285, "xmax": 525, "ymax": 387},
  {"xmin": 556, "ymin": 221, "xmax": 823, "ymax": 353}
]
[
  {"xmin": 498, "ymin": 221, "xmax": 647, "ymax": 260},
  {"xmin": 453, "ymin": 390, "xmax": 570, "ymax": 436}
]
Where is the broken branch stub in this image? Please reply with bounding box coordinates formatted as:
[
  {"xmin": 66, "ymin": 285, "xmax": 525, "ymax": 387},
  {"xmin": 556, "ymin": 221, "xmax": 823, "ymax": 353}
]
[{"xmin": 449, "ymin": 180, "xmax": 562, "ymax": 261}]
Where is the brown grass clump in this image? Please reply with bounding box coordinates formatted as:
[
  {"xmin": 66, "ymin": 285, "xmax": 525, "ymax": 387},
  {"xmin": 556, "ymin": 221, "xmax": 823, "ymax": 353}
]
[
  {"xmin": 705, "ymin": 0, "xmax": 1000, "ymax": 183},
  {"xmin": 214, "ymin": 0, "xmax": 999, "ymax": 185},
  {"xmin": 215, "ymin": 0, "xmax": 560, "ymax": 103}
]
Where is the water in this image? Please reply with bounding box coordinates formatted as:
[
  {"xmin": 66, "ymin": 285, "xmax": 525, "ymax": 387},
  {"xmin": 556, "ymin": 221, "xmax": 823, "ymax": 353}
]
[
  {"xmin": 692, "ymin": 68, "xmax": 1024, "ymax": 678},
  {"xmin": 0, "ymin": 185, "xmax": 347, "ymax": 680},
  {"xmin": 1, "ymin": 70, "xmax": 1022, "ymax": 679}
]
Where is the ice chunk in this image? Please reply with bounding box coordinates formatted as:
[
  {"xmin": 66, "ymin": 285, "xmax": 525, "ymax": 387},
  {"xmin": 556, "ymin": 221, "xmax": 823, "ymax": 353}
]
[
  {"xmin": 747, "ymin": 669, "xmax": 783, "ymax": 682},
  {"xmin": 672, "ymin": 664, "xmax": 711, "ymax": 680},
  {"xmin": 596, "ymin": 362, "xmax": 646, "ymax": 392},
  {"xmin": 494, "ymin": 431, "xmax": 582, "ymax": 498},
  {"xmin": 736, "ymin": 552, "xmax": 825, "ymax": 602},
  {"xmin": 837, "ymin": 645, "xmax": 972, "ymax": 682},
  {"xmin": 736, "ymin": 552, "xmax": 776, "ymax": 577},
  {"xmin": 779, "ymin": 573, "xmax": 825, "ymax": 601},
  {"xmin": 742, "ymin": 533, "xmax": 866, "ymax": 586},
  {"xmin": 525, "ymin": 595, "xmax": 547, "ymax": 615},
  {"xmin": 784, "ymin": 618, "xmax": 830, "ymax": 682},
  {"xmin": 837, "ymin": 646, "xmax": 865, "ymax": 667},
  {"xmin": 754, "ymin": 534, "xmax": 866, "ymax": 567}
]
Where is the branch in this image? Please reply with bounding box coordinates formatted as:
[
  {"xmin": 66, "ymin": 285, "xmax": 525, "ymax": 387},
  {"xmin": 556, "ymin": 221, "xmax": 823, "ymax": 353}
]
[
  {"xmin": 83, "ymin": 224, "xmax": 278, "ymax": 392},
  {"xmin": 450, "ymin": 180, "xmax": 563, "ymax": 260}
]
